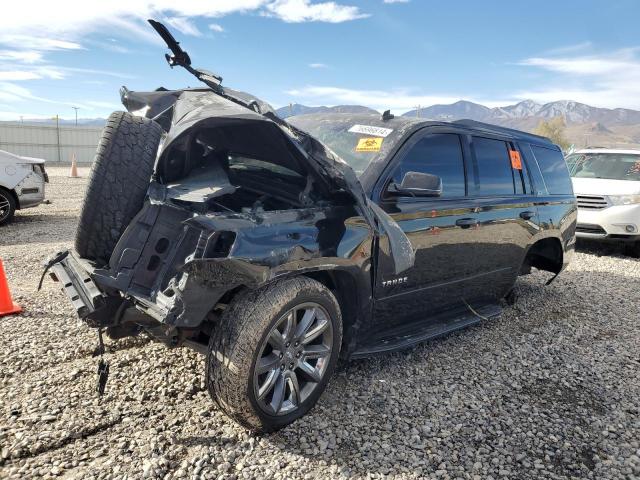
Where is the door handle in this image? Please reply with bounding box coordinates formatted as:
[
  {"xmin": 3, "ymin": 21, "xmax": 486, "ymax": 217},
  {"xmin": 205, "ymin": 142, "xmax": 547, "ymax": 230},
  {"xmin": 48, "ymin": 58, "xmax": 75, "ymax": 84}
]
[
  {"xmin": 519, "ymin": 210, "xmax": 535, "ymax": 220},
  {"xmin": 455, "ymin": 218, "xmax": 478, "ymax": 228}
]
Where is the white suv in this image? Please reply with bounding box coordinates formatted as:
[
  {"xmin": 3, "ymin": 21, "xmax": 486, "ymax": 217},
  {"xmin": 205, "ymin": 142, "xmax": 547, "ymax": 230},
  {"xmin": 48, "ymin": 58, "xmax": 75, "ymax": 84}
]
[
  {"xmin": 567, "ymin": 148, "xmax": 640, "ymax": 255},
  {"xmin": 0, "ymin": 149, "xmax": 48, "ymax": 225}
]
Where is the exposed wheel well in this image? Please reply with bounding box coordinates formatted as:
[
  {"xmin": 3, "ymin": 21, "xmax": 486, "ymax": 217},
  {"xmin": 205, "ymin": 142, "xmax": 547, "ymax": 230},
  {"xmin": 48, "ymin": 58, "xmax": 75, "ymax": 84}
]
[
  {"xmin": 302, "ymin": 270, "xmax": 360, "ymax": 354},
  {"xmin": 522, "ymin": 237, "xmax": 563, "ymax": 275},
  {"xmin": 210, "ymin": 271, "xmax": 360, "ymax": 341}
]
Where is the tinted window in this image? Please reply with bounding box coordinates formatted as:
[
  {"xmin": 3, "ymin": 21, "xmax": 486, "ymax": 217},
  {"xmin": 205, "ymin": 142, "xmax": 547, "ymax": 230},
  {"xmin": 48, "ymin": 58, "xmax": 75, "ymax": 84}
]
[
  {"xmin": 472, "ymin": 137, "xmax": 515, "ymax": 195},
  {"xmin": 390, "ymin": 134, "xmax": 466, "ymax": 197},
  {"xmin": 531, "ymin": 146, "xmax": 573, "ymax": 194}
]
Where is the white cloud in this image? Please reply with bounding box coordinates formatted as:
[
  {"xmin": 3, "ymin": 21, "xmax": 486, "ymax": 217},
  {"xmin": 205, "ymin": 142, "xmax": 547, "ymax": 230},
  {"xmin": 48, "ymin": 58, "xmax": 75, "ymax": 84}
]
[
  {"xmin": 164, "ymin": 17, "xmax": 202, "ymax": 37},
  {"xmin": 0, "ymin": 67, "xmax": 66, "ymax": 81},
  {"xmin": 518, "ymin": 47, "xmax": 640, "ymax": 109},
  {"xmin": 0, "ymin": 81, "xmax": 91, "ymax": 109},
  {"xmin": 0, "ymin": 83, "xmax": 33, "ymax": 102},
  {"xmin": 383, "ymin": 0, "xmax": 410, "ymax": 3},
  {"xmin": 0, "ymin": 0, "xmax": 368, "ymax": 86},
  {"xmin": 264, "ymin": 0, "xmax": 369, "ymax": 23},
  {"xmin": 0, "ymin": 71, "xmax": 41, "ymax": 81},
  {"xmin": 0, "ymin": 35, "xmax": 82, "ymax": 52},
  {"xmin": 0, "ymin": 50, "xmax": 44, "ymax": 63},
  {"xmin": 308, "ymin": 63, "xmax": 329, "ymax": 68},
  {"xmin": 542, "ymin": 41, "xmax": 592, "ymax": 56},
  {"xmin": 0, "ymin": 65, "xmax": 132, "ymax": 83},
  {"xmin": 0, "ymin": 0, "xmax": 367, "ymax": 52},
  {"xmin": 85, "ymin": 100, "xmax": 121, "ymax": 110},
  {"xmin": 285, "ymin": 85, "xmax": 510, "ymax": 114}
]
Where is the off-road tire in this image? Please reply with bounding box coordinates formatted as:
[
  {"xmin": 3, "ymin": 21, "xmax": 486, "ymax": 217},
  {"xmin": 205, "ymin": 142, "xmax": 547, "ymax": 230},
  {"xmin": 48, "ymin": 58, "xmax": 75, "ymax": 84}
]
[
  {"xmin": 74, "ymin": 111, "xmax": 163, "ymax": 265},
  {"xmin": 0, "ymin": 187, "xmax": 16, "ymax": 226},
  {"xmin": 207, "ymin": 277, "xmax": 342, "ymax": 433}
]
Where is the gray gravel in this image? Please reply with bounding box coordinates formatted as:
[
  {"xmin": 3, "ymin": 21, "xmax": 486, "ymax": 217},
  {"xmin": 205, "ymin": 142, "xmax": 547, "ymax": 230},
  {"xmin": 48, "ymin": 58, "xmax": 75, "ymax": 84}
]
[{"xmin": 1, "ymin": 165, "xmax": 639, "ymax": 479}]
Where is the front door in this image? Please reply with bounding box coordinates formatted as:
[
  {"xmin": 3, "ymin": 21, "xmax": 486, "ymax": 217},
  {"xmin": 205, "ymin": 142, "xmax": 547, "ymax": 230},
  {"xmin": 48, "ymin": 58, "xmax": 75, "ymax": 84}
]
[{"xmin": 372, "ymin": 130, "xmax": 481, "ymax": 333}]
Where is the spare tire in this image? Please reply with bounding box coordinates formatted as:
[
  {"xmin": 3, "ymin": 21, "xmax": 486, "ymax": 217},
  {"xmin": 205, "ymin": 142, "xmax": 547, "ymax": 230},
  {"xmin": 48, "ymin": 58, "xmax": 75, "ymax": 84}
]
[{"xmin": 75, "ymin": 111, "xmax": 163, "ymax": 265}]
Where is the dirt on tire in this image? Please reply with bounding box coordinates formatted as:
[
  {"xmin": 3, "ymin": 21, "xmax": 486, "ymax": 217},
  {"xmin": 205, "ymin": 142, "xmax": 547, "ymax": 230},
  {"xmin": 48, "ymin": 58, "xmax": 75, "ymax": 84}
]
[{"xmin": 206, "ymin": 277, "xmax": 342, "ymax": 433}]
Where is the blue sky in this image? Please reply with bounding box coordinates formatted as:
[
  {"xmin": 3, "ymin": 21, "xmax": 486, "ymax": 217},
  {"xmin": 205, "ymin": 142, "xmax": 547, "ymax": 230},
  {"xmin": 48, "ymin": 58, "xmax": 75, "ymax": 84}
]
[{"xmin": 0, "ymin": 0, "xmax": 639, "ymax": 120}]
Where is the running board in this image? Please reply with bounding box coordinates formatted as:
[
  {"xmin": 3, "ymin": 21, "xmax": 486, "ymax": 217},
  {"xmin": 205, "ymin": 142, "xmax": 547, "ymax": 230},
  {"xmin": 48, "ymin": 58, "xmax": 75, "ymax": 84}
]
[{"xmin": 351, "ymin": 303, "xmax": 502, "ymax": 358}]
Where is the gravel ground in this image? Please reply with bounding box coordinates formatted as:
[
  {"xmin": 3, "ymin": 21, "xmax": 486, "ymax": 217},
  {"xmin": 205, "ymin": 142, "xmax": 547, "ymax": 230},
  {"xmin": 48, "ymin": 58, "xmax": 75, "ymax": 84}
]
[{"xmin": 1, "ymin": 165, "xmax": 639, "ymax": 480}]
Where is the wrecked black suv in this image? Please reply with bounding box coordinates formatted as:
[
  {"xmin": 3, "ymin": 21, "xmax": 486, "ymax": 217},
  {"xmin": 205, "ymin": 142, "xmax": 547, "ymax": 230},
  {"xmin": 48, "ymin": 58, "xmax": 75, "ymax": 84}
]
[{"xmin": 46, "ymin": 21, "xmax": 576, "ymax": 432}]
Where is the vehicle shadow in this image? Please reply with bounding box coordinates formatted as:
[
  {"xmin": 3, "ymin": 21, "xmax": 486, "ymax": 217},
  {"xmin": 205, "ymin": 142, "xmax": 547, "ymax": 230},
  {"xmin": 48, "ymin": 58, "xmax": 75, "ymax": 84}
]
[{"xmin": 576, "ymin": 238, "xmax": 638, "ymax": 259}]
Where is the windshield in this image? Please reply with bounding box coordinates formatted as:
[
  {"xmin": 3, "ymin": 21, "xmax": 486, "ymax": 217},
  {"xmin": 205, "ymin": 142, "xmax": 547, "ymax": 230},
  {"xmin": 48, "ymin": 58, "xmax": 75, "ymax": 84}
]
[
  {"xmin": 288, "ymin": 114, "xmax": 408, "ymax": 176},
  {"xmin": 567, "ymin": 152, "xmax": 640, "ymax": 181}
]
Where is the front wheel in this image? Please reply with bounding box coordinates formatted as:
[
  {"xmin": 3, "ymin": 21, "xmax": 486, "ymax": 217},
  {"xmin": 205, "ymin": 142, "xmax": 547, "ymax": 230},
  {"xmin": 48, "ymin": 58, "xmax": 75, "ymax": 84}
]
[
  {"xmin": 0, "ymin": 188, "xmax": 16, "ymax": 226},
  {"xmin": 207, "ymin": 277, "xmax": 342, "ymax": 433}
]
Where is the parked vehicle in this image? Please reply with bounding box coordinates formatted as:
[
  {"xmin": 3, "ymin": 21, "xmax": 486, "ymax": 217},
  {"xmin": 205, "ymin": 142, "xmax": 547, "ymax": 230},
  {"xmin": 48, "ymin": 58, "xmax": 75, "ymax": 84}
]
[
  {"xmin": 567, "ymin": 148, "xmax": 640, "ymax": 256},
  {"xmin": 0, "ymin": 149, "xmax": 48, "ymax": 226},
  {"xmin": 45, "ymin": 20, "xmax": 576, "ymax": 432}
]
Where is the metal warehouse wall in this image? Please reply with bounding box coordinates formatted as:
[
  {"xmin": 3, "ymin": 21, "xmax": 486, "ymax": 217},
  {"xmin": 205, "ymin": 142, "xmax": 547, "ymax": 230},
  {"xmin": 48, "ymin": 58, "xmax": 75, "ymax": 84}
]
[{"xmin": 0, "ymin": 122, "xmax": 103, "ymax": 163}]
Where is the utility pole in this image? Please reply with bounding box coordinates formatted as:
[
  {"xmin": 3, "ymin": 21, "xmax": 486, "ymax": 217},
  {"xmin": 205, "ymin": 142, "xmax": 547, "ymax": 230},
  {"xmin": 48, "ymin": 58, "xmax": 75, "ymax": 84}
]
[
  {"xmin": 72, "ymin": 106, "xmax": 79, "ymax": 126},
  {"xmin": 54, "ymin": 114, "xmax": 61, "ymax": 163}
]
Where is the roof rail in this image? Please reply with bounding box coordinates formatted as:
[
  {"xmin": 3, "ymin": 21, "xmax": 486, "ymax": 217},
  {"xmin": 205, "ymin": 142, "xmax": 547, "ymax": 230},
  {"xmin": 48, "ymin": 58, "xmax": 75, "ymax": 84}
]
[{"xmin": 452, "ymin": 119, "xmax": 553, "ymax": 145}]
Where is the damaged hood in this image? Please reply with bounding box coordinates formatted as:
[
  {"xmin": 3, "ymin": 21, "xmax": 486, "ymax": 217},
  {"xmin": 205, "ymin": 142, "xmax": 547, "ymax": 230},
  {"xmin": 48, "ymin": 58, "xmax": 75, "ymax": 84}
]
[{"xmin": 120, "ymin": 87, "xmax": 414, "ymax": 274}]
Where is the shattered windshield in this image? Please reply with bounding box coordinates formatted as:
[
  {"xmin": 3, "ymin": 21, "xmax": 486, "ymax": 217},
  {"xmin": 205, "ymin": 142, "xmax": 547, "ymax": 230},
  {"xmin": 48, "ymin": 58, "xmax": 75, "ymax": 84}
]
[
  {"xmin": 567, "ymin": 152, "xmax": 640, "ymax": 181},
  {"xmin": 288, "ymin": 114, "xmax": 408, "ymax": 176}
]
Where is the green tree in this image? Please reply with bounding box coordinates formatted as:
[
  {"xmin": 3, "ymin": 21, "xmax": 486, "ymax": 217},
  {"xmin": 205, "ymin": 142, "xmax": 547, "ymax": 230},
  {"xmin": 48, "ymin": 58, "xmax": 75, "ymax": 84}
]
[{"xmin": 534, "ymin": 117, "xmax": 570, "ymax": 150}]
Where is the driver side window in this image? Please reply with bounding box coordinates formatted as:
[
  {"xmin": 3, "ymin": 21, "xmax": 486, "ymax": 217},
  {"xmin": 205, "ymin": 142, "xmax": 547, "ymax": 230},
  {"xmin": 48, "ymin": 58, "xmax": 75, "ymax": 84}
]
[{"xmin": 389, "ymin": 133, "xmax": 466, "ymax": 198}]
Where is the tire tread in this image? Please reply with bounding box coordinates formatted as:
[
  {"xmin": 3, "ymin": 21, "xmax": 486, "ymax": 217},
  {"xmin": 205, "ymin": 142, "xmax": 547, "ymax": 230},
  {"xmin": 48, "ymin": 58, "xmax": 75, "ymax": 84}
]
[{"xmin": 74, "ymin": 111, "xmax": 162, "ymax": 264}]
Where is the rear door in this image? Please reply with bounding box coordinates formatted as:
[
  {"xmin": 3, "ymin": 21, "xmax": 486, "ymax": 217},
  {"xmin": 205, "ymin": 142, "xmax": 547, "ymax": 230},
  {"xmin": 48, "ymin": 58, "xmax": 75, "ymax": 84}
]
[{"xmin": 460, "ymin": 134, "xmax": 540, "ymax": 303}]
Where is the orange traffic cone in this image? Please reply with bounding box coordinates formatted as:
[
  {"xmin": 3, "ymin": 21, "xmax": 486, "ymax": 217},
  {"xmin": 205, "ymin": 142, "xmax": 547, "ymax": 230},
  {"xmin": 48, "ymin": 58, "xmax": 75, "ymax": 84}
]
[
  {"xmin": 69, "ymin": 153, "xmax": 79, "ymax": 178},
  {"xmin": 0, "ymin": 259, "xmax": 22, "ymax": 317}
]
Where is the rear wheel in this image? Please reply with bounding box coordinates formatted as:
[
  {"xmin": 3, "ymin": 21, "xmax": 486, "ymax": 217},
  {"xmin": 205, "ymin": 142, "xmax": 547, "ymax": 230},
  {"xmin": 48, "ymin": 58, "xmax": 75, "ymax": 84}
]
[
  {"xmin": 0, "ymin": 188, "xmax": 16, "ymax": 226},
  {"xmin": 207, "ymin": 277, "xmax": 342, "ymax": 433}
]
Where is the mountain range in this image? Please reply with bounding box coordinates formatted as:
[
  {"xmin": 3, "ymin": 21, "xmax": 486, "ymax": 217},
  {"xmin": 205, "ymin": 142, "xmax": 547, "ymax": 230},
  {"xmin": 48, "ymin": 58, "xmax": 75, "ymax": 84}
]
[
  {"xmin": 275, "ymin": 104, "xmax": 379, "ymax": 118},
  {"xmin": 279, "ymin": 100, "xmax": 640, "ymax": 148},
  {"xmin": 9, "ymin": 100, "xmax": 640, "ymax": 148},
  {"xmin": 402, "ymin": 100, "xmax": 640, "ymax": 128}
]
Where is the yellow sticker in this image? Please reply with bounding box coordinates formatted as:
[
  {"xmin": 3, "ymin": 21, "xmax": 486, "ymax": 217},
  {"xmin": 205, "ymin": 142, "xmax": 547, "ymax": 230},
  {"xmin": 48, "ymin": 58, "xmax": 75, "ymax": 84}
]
[{"xmin": 356, "ymin": 137, "xmax": 383, "ymax": 152}]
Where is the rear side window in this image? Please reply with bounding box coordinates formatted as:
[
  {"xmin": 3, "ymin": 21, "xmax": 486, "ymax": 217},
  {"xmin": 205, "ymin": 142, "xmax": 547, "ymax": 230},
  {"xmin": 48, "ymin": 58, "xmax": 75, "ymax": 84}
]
[
  {"xmin": 530, "ymin": 145, "xmax": 573, "ymax": 194},
  {"xmin": 390, "ymin": 133, "xmax": 466, "ymax": 197},
  {"xmin": 471, "ymin": 137, "xmax": 514, "ymax": 195}
]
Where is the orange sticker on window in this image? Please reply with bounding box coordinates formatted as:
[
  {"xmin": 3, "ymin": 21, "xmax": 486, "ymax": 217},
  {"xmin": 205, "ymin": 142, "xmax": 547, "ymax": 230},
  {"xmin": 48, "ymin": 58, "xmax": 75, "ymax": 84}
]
[
  {"xmin": 509, "ymin": 150, "xmax": 522, "ymax": 170},
  {"xmin": 356, "ymin": 137, "xmax": 383, "ymax": 152}
]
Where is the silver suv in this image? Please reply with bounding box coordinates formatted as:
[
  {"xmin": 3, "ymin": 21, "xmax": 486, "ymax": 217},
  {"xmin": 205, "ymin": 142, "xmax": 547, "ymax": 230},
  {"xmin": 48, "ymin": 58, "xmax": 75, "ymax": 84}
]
[{"xmin": 567, "ymin": 148, "xmax": 640, "ymax": 256}]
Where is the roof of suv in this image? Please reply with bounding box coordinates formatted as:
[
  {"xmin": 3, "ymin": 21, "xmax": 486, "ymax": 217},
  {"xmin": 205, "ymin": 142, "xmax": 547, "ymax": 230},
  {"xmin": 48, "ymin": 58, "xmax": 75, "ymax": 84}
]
[
  {"xmin": 451, "ymin": 119, "xmax": 554, "ymax": 146},
  {"xmin": 290, "ymin": 112, "xmax": 556, "ymax": 148},
  {"xmin": 572, "ymin": 148, "xmax": 640, "ymax": 155}
]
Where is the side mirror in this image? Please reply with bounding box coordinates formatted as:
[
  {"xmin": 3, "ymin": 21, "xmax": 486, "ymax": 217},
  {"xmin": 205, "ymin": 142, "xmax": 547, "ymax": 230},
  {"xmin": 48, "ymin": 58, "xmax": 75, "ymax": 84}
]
[{"xmin": 388, "ymin": 171, "xmax": 442, "ymax": 197}]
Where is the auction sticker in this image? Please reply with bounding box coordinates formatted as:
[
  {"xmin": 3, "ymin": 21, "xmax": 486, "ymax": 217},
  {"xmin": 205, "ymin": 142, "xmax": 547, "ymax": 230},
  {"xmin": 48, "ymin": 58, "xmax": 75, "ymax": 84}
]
[
  {"xmin": 356, "ymin": 137, "xmax": 383, "ymax": 152},
  {"xmin": 348, "ymin": 124, "xmax": 393, "ymax": 138}
]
